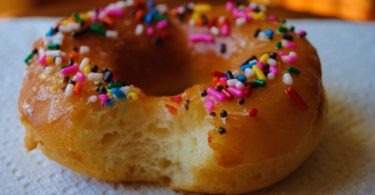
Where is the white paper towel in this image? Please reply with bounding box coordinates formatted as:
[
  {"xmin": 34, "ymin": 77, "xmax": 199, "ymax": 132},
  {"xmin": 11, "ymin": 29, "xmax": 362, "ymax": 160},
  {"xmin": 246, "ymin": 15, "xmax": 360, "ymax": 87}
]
[{"xmin": 0, "ymin": 18, "xmax": 375, "ymax": 194}]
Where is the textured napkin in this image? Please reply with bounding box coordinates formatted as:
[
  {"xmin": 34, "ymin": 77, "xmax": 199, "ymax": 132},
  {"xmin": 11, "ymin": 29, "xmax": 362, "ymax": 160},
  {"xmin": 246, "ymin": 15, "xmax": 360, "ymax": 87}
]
[{"xmin": 1, "ymin": 18, "xmax": 375, "ymax": 194}]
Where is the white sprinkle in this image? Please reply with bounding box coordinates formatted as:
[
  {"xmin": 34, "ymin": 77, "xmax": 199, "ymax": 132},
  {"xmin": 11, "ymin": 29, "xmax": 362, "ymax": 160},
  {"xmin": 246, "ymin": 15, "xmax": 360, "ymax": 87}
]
[
  {"xmin": 80, "ymin": 46, "xmax": 90, "ymax": 54},
  {"xmin": 156, "ymin": 4, "xmax": 168, "ymax": 14},
  {"xmin": 281, "ymin": 39, "xmax": 288, "ymax": 47},
  {"xmin": 235, "ymin": 17, "xmax": 246, "ymax": 26},
  {"xmin": 46, "ymin": 50, "xmax": 62, "ymax": 57},
  {"xmin": 55, "ymin": 57, "xmax": 62, "ymax": 66},
  {"xmin": 267, "ymin": 73, "xmax": 275, "ymax": 80},
  {"xmin": 88, "ymin": 73, "xmax": 104, "ymax": 82},
  {"xmin": 87, "ymin": 95, "xmax": 98, "ymax": 104},
  {"xmin": 227, "ymin": 79, "xmax": 237, "ymax": 86},
  {"xmin": 281, "ymin": 55, "xmax": 289, "ymax": 62},
  {"xmin": 267, "ymin": 58, "xmax": 277, "ymax": 66},
  {"xmin": 38, "ymin": 48, "xmax": 46, "ymax": 56},
  {"xmin": 106, "ymin": 31, "xmax": 118, "ymax": 39},
  {"xmin": 245, "ymin": 68, "xmax": 254, "ymax": 78},
  {"xmin": 289, "ymin": 51, "xmax": 297, "ymax": 57},
  {"xmin": 135, "ymin": 24, "xmax": 144, "ymax": 36},
  {"xmin": 44, "ymin": 66, "xmax": 55, "ymax": 75},
  {"xmin": 282, "ymin": 73, "xmax": 293, "ymax": 85},
  {"xmin": 64, "ymin": 84, "xmax": 74, "ymax": 97},
  {"xmin": 235, "ymin": 81, "xmax": 245, "ymax": 89},
  {"xmin": 257, "ymin": 32, "xmax": 269, "ymax": 41},
  {"xmin": 210, "ymin": 27, "xmax": 220, "ymax": 36},
  {"xmin": 79, "ymin": 58, "xmax": 90, "ymax": 70},
  {"xmin": 232, "ymin": 70, "xmax": 240, "ymax": 77}
]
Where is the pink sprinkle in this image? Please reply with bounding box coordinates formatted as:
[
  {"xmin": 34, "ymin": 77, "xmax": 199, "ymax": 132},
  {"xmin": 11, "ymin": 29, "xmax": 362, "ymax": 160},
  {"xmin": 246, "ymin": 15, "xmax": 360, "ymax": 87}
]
[
  {"xmin": 220, "ymin": 24, "xmax": 230, "ymax": 36},
  {"xmin": 298, "ymin": 30, "xmax": 306, "ymax": 36},
  {"xmin": 285, "ymin": 41, "xmax": 297, "ymax": 49},
  {"xmin": 204, "ymin": 98, "xmax": 215, "ymax": 112},
  {"xmin": 268, "ymin": 14, "xmax": 277, "ymax": 21},
  {"xmin": 76, "ymin": 72, "xmax": 86, "ymax": 83},
  {"xmin": 38, "ymin": 55, "xmax": 47, "ymax": 65},
  {"xmin": 227, "ymin": 87, "xmax": 244, "ymax": 98},
  {"xmin": 257, "ymin": 62, "xmax": 264, "ymax": 69},
  {"xmin": 207, "ymin": 87, "xmax": 226, "ymax": 102},
  {"xmin": 278, "ymin": 51, "xmax": 286, "ymax": 56},
  {"xmin": 188, "ymin": 34, "xmax": 214, "ymax": 43},
  {"xmin": 232, "ymin": 9, "xmax": 240, "ymax": 18},
  {"xmin": 222, "ymin": 89, "xmax": 233, "ymax": 99},
  {"xmin": 287, "ymin": 55, "xmax": 297, "ymax": 63},
  {"xmin": 106, "ymin": 8, "xmax": 124, "ymax": 17},
  {"xmin": 99, "ymin": 94, "xmax": 109, "ymax": 105},
  {"xmin": 60, "ymin": 65, "xmax": 79, "ymax": 75},
  {"xmin": 226, "ymin": 1, "xmax": 235, "ymax": 11},
  {"xmin": 156, "ymin": 20, "xmax": 168, "ymax": 30},
  {"xmin": 270, "ymin": 66, "xmax": 278, "ymax": 74},
  {"xmin": 146, "ymin": 27, "xmax": 154, "ymax": 36},
  {"xmin": 219, "ymin": 77, "xmax": 227, "ymax": 82}
]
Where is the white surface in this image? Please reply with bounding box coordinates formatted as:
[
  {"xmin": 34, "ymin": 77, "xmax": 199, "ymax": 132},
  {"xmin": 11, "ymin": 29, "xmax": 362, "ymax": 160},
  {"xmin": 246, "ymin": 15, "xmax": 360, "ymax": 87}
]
[{"xmin": 1, "ymin": 18, "xmax": 375, "ymax": 194}]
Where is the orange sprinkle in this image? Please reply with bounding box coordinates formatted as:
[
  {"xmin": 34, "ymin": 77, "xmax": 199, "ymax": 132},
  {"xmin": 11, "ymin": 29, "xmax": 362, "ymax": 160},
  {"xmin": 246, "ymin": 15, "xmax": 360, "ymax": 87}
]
[
  {"xmin": 69, "ymin": 52, "xmax": 79, "ymax": 61},
  {"xmin": 135, "ymin": 10, "xmax": 145, "ymax": 21},
  {"xmin": 170, "ymin": 95, "xmax": 183, "ymax": 104},
  {"xmin": 165, "ymin": 104, "xmax": 177, "ymax": 115},
  {"xmin": 73, "ymin": 83, "xmax": 82, "ymax": 95},
  {"xmin": 102, "ymin": 15, "xmax": 113, "ymax": 26}
]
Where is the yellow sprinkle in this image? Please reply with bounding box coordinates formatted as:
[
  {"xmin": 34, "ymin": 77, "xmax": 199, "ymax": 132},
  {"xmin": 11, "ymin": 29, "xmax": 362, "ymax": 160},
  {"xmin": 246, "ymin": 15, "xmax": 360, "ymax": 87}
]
[
  {"xmin": 80, "ymin": 13, "xmax": 90, "ymax": 21},
  {"xmin": 260, "ymin": 54, "xmax": 270, "ymax": 64},
  {"xmin": 46, "ymin": 56, "xmax": 54, "ymax": 65},
  {"xmin": 192, "ymin": 12, "xmax": 200, "ymax": 21},
  {"xmin": 84, "ymin": 65, "xmax": 91, "ymax": 74},
  {"xmin": 128, "ymin": 92, "xmax": 138, "ymax": 101},
  {"xmin": 252, "ymin": 65, "xmax": 266, "ymax": 80},
  {"xmin": 62, "ymin": 20, "xmax": 70, "ymax": 26},
  {"xmin": 194, "ymin": 4, "xmax": 212, "ymax": 13},
  {"xmin": 252, "ymin": 12, "xmax": 265, "ymax": 20}
]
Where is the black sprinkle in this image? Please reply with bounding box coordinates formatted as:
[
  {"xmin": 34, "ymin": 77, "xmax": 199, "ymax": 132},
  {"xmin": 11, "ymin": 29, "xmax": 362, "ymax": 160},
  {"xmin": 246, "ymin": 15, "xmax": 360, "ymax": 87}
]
[
  {"xmin": 32, "ymin": 48, "xmax": 38, "ymax": 54},
  {"xmin": 209, "ymin": 112, "xmax": 216, "ymax": 117},
  {"xmin": 184, "ymin": 99, "xmax": 190, "ymax": 110},
  {"xmin": 201, "ymin": 89, "xmax": 207, "ymax": 97},
  {"xmin": 101, "ymin": 67, "xmax": 109, "ymax": 73},
  {"xmin": 243, "ymin": 55, "xmax": 257, "ymax": 65},
  {"xmin": 104, "ymin": 71, "xmax": 113, "ymax": 83},
  {"xmin": 220, "ymin": 110, "xmax": 228, "ymax": 118},
  {"xmin": 224, "ymin": 71, "xmax": 234, "ymax": 80},
  {"xmin": 299, "ymin": 31, "xmax": 307, "ymax": 38},
  {"xmin": 96, "ymin": 85, "xmax": 107, "ymax": 94},
  {"xmin": 220, "ymin": 43, "xmax": 227, "ymax": 54},
  {"xmin": 253, "ymin": 7, "xmax": 260, "ymax": 13},
  {"xmin": 72, "ymin": 27, "xmax": 90, "ymax": 38},
  {"xmin": 73, "ymin": 47, "xmax": 79, "ymax": 52},
  {"xmin": 290, "ymin": 26, "xmax": 295, "ymax": 32},
  {"xmin": 91, "ymin": 65, "xmax": 99, "ymax": 72},
  {"xmin": 282, "ymin": 34, "xmax": 293, "ymax": 41},
  {"xmin": 238, "ymin": 98, "xmax": 245, "ymax": 105},
  {"xmin": 269, "ymin": 52, "xmax": 278, "ymax": 59},
  {"xmin": 63, "ymin": 76, "xmax": 70, "ymax": 83},
  {"xmin": 254, "ymin": 29, "xmax": 261, "ymax": 38},
  {"xmin": 215, "ymin": 86, "xmax": 224, "ymax": 92},
  {"xmin": 70, "ymin": 80, "xmax": 76, "ymax": 85},
  {"xmin": 217, "ymin": 127, "xmax": 226, "ymax": 135}
]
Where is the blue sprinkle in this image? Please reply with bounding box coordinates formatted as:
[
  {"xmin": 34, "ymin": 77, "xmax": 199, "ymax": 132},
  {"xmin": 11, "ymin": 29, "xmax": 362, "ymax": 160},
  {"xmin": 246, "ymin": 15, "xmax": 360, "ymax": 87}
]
[
  {"xmin": 46, "ymin": 27, "xmax": 55, "ymax": 37},
  {"xmin": 111, "ymin": 88, "xmax": 126, "ymax": 99},
  {"xmin": 264, "ymin": 29, "xmax": 274, "ymax": 38},
  {"xmin": 236, "ymin": 75, "xmax": 247, "ymax": 83},
  {"xmin": 240, "ymin": 60, "xmax": 257, "ymax": 71},
  {"xmin": 147, "ymin": 0, "xmax": 155, "ymax": 7},
  {"xmin": 144, "ymin": 9, "xmax": 158, "ymax": 25},
  {"xmin": 106, "ymin": 98, "xmax": 115, "ymax": 107}
]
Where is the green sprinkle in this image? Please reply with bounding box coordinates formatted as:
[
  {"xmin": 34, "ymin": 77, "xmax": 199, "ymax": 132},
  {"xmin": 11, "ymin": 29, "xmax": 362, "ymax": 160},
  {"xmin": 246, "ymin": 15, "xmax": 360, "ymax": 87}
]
[
  {"xmin": 287, "ymin": 66, "xmax": 301, "ymax": 75},
  {"xmin": 253, "ymin": 79, "xmax": 266, "ymax": 87},
  {"xmin": 108, "ymin": 82, "xmax": 124, "ymax": 89},
  {"xmin": 277, "ymin": 26, "xmax": 288, "ymax": 34},
  {"xmin": 47, "ymin": 43, "xmax": 60, "ymax": 50},
  {"xmin": 275, "ymin": 41, "xmax": 282, "ymax": 50},
  {"xmin": 24, "ymin": 53, "xmax": 34, "ymax": 64},
  {"xmin": 90, "ymin": 23, "xmax": 106, "ymax": 36},
  {"xmin": 155, "ymin": 14, "xmax": 166, "ymax": 21},
  {"xmin": 72, "ymin": 12, "xmax": 83, "ymax": 23}
]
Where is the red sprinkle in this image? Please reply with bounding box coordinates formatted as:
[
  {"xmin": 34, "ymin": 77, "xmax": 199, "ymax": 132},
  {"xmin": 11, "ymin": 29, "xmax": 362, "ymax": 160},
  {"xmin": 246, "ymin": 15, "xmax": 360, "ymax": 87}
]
[
  {"xmin": 165, "ymin": 104, "xmax": 178, "ymax": 115},
  {"xmin": 248, "ymin": 108, "xmax": 258, "ymax": 117},
  {"xmin": 285, "ymin": 87, "xmax": 308, "ymax": 112},
  {"xmin": 170, "ymin": 95, "xmax": 183, "ymax": 104}
]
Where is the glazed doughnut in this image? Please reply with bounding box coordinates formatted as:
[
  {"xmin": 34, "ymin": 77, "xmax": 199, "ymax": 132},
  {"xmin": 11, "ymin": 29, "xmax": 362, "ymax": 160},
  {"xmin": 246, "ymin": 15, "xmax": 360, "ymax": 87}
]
[{"xmin": 19, "ymin": 0, "xmax": 326, "ymax": 193}]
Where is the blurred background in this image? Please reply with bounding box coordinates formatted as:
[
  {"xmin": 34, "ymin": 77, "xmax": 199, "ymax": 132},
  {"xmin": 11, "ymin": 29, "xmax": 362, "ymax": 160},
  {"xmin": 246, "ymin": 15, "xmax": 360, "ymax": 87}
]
[{"xmin": 0, "ymin": 0, "xmax": 374, "ymax": 21}]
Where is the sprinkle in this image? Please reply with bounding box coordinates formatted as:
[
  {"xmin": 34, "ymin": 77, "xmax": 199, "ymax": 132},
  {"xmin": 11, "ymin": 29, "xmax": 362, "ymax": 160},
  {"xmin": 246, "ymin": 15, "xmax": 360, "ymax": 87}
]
[
  {"xmin": 220, "ymin": 43, "xmax": 227, "ymax": 54},
  {"xmin": 235, "ymin": 81, "xmax": 245, "ymax": 89},
  {"xmin": 244, "ymin": 68, "xmax": 254, "ymax": 78},
  {"xmin": 194, "ymin": 3, "xmax": 212, "ymax": 13},
  {"xmin": 127, "ymin": 92, "xmax": 138, "ymax": 101},
  {"xmin": 87, "ymin": 95, "xmax": 98, "ymax": 103},
  {"xmin": 235, "ymin": 17, "xmax": 246, "ymax": 26},
  {"xmin": 47, "ymin": 43, "xmax": 60, "ymax": 50},
  {"xmin": 207, "ymin": 87, "xmax": 226, "ymax": 102},
  {"xmin": 268, "ymin": 58, "xmax": 277, "ymax": 66},
  {"xmin": 165, "ymin": 104, "xmax": 177, "ymax": 115},
  {"xmin": 90, "ymin": 23, "xmax": 106, "ymax": 35},
  {"xmin": 252, "ymin": 79, "xmax": 266, "ymax": 87},
  {"xmin": 224, "ymin": 71, "xmax": 234, "ymax": 80},
  {"xmin": 227, "ymin": 79, "xmax": 237, "ymax": 86},
  {"xmin": 146, "ymin": 26, "xmax": 155, "ymax": 36},
  {"xmin": 106, "ymin": 30, "xmax": 118, "ymax": 39},
  {"xmin": 248, "ymin": 108, "xmax": 258, "ymax": 117},
  {"xmin": 46, "ymin": 50, "xmax": 62, "ymax": 57},
  {"xmin": 275, "ymin": 41, "xmax": 282, "ymax": 49},
  {"xmin": 64, "ymin": 83, "xmax": 74, "ymax": 97},
  {"xmin": 217, "ymin": 127, "xmax": 226, "ymax": 135},
  {"xmin": 79, "ymin": 58, "xmax": 90, "ymax": 70},
  {"xmin": 88, "ymin": 72, "xmax": 104, "ymax": 82},
  {"xmin": 188, "ymin": 34, "xmax": 214, "ymax": 43},
  {"xmin": 79, "ymin": 46, "xmax": 90, "ymax": 54},
  {"xmin": 144, "ymin": 9, "xmax": 158, "ymax": 24},
  {"xmin": 285, "ymin": 87, "xmax": 308, "ymax": 111},
  {"xmin": 282, "ymin": 73, "xmax": 293, "ymax": 85},
  {"xmin": 252, "ymin": 65, "xmax": 266, "ymax": 81},
  {"xmin": 220, "ymin": 110, "xmax": 228, "ymax": 118},
  {"xmin": 287, "ymin": 66, "xmax": 301, "ymax": 75},
  {"xmin": 227, "ymin": 87, "xmax": 244, "ymax": 98},
  {"xmin": 209, "ymin": 112, "xmax": 216, "ymax": 117},
  {"xmin": 220, "ymin": 24, "xmax": 230, "ymax": 36},
  {"xmin": 238, "ymin": 98, "xmax": 245, "ymax": 105},
  {"xmin": 170, "ymin": 95, "xmax": 183, "ymax": 104},
  {"xmin": 277, "ymin": 26, "xmax": 288, "ymax": 34},
  {"xmin": 156, "ymin": 20, "xmax": 168, "ymax": 29},
  {"xmin": 204, "ymin": 98, "xmax": 215, "ymax": 112},
  {"xmin": 103, "ymin": 71, "xmax": 113, "ymax": 83},
  {"xmin": 60, "ymin": 65, "xmax": 79, "ymax": 76},
  {"xmin": 106, "ymin": 8, "xmax": 125, "ymax": 17},
  {"xmin": 24, "ymin": 53, "xmax": 35, "ymax": 64},
  {"xmin": 73, "ymin": 83, "xmax": 82, "ymax": 95},
  {"xmin": 111, "ymin": 88, "xmax": 126, "ymax": 99},
  {"xmin": 135, "ymin": 24, "xmax": 144, "ymax": 36},
  {"xmin": 99, "ymin": 94, "xmax": 109, "ymax": 105},
  {"xmin": 210, "ymin": 27, "xmax": 220, "ymax": 36},
  {"xmin": 75, "ymin": 72, "xmax": 86, "ymax": 83}
]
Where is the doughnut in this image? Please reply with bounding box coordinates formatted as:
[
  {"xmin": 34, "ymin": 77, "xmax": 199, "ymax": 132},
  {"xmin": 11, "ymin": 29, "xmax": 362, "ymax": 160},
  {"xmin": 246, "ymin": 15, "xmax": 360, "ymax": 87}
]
[{"xmin": 18, "ymin": 0, "xmax": 326, "ymax": 193}]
